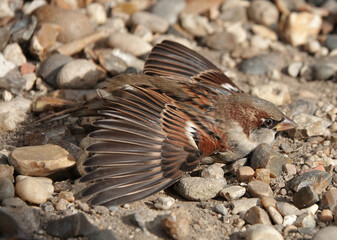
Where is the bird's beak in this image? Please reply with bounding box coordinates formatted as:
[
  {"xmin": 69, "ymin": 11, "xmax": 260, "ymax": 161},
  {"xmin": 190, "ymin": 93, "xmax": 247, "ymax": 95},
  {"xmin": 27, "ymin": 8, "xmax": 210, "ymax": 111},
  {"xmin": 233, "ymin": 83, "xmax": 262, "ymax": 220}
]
[{"xmin": 274, "ymin": 116, "xmax": 298, "ymax": 132}]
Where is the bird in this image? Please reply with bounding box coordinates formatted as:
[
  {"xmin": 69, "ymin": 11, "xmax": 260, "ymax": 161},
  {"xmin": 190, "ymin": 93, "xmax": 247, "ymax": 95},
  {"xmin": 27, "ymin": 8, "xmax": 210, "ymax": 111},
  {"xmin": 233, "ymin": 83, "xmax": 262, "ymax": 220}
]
[{"xmin": 78, "ymin": 40, "xmax": 297, "ymax": 206}]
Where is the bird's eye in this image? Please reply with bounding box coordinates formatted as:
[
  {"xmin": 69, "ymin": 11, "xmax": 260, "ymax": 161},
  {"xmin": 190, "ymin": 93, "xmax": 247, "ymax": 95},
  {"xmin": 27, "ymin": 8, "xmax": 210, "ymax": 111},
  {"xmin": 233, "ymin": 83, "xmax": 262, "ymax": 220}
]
[{"xmin": 263, "ymin": 119, "xmax": 274, "ymax": 128}]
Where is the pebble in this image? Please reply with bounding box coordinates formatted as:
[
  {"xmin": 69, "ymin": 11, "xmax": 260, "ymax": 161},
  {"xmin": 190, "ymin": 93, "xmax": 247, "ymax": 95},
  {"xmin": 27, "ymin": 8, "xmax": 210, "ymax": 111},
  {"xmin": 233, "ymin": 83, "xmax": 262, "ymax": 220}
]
[
  {"xmin": 153, "ymin": 196, "xmax": 175, "ymax": 210},
  {"xmin": 15, "ymin": 175, "xmax": 54, "ymax": 204},
  {"xmin": 238, "ymin": 54, "xmax": 280, "ymax": 75},
  {"xmin": 0, "ymin": 97, "xmax": 32, "ymax": 131},
  {"xmin": 2, "ymin": 197, "xmax": 27, "ymax": 208},
  {"xmin": 0, "ymin": 53, "xmax": 16, "ymax": 78},
  {"xmin": 152, "ymin": 0, "xmax": 185, "ymax": 24},
  {"xmin": 251, "ymin": 24, "xmax": 277, "ymax": 41},
  {"xmin": 9, "ymin": 144, "xmax": 76, "ymax": 176},
  {"xmin": 252, "ymin": 82, "xmax": 291, "ymax": 106},
  {"xmin": 267, "ymin": 206, "xmax": 284, "ymax": 225},
  {"xmin": 276, "ymin": 202, "xmax": 300, "ymax": 216},
  {"xmin": 0, "ymin": 177, "xmax": 15, "ymax": 201},
  {"xmin": 282, "ymin": 163, "xmax": 297, "ymax": 176},
  {"xmin": 261, "ymin": 196, "xmax": 277, "ymax": 208},
  {"xmin": 33, "ymin": 5, "xmax": 94, "ymax": 43},
  {"xmin": 220, "ymin": 1, "xmax": 247, "ymax": 23},
  {"xmin": 55, "ymin": 198, "xmax": 68, "ymax": 211},
  {"xmin": 313, "ymin": 226, "xmax": 337, "ymax": 240},
  {"xmin": 283, "ymin": 215, "xmax": 297, "ymax": 226},
  {"xmin": 245, "ymin": 224, "xmax": 284, "ymax": 240},
  {"xmin": 86, "ymin": 3, "xmax": 107, "ymax": 25},
  {"xmin": 181, "ymin": 14, "xmax": 214, "ymax": 37},
  {"xmin": 287, "ymin": 170, "xmax": 331, "ymax": 194},
  {"xmin": 134, "ymin": 208, "xmax": 158, "ymax": 231},
  {"xmin": 131, "ymin": 11, "xmax": 169, "ymax": 33},
  {"xmin": 290, "ymin": 114, "xmax": 330, "ymax": 138},
  {"xmin": 58, "ymin": 191, "xmax": 75, "ymax": 202},
  {"xmin": 247, "ymin": 0, "xmax": 279, "ymax": 27},
  {"xmin": 251, "ymin": 143, "xmax": 288, "ymax": 177},
  {"xmin": 294, "ymin": 212, "xmax": 316, "ymax": 228},
  {"xmin": 293, "ymin": 185, "xmax": 319, "ymax": 209},
  {"xmin": 0, "ymin": 209, "xmax": 29, "ymax": 240},
  {"xmin": 231, "ymin": 198, "xmax": 261, "ymax": 215},
  {"xmin": 250, "ymin": 35, "xmax": 270, "ymax": 50},
  {"xmin": 110, "ymin": 49, "xmax": 144, "ymax": 72},
  {"xmin": 200, "ymin": 164, "xmax": 225, "ymax": 179},
  {"xmin": 87, "ymin": 229, "xmax": 118, "ymax": 240},
  {"xmin": 47, "ymin": 212, "xmax": 98, "ymax": 238},
  {"xmin": 325, "ymin": 34, "xmax": 337, "ymax": 51},
  {"xmin": 3, "ymin": 43, "xmax": 27, "ymax": 66},
  {"xmin": 236, "ymin": 166, "xmax": 254, "ymax": 182},
  {"xmin": 248, "ymin": 180, "xmax": 273, "ymax": 198},
  {"xmin": 97, "ymin": 51, "xmax": 127, "ymax": 75},
  {"xmin": 56, "ymin": 59, "xmax": 104, "ymax": 89},
  {"xmin": 0, "ymin": 164, "xmax": 14, "ymax": 180},
  {"xmin": 174, "ymin": 177, "xmax": 225, "ymax": 201},
  {"xmin": 214, "ymin": 204, "xmax": 228, "ymax": 216},
  {"xmin": 107, "ymin": 33, "xmax": 152, "ymax": 57},
  {"xmin": 279, "ymin": 12, "xmax": 322, "ymax": 46},
  {"xmin": 245, "ymin": 206, "xmax": 272, "ymax": 225},
  {"xmin": 39, "ymin": 53, "xmax": 73, "ymax": 87},
  {"xmin": 202, "ymin": 31, "xmax": 236, "ymax": 51},
  {"xmin": 319, "ymin": 209, "xmax": 333, "ymax": 221},
  {"xmin": 312, "ymin": 64, "xmax": 335, "ymax": 80},
  {"xmin": 288, "ymin": 62, "xmax": 303, "ymax": 78},
  {"xmin": 321, "ymin": 188, "xmax": 337, "ymax": 210},
  {"xmin": 220, "ymin": 185, "xmax": 246, "ymax": 201},
  {"xmin": 162, "ymin": 207, "xmax": 191, "ymax": 240}
]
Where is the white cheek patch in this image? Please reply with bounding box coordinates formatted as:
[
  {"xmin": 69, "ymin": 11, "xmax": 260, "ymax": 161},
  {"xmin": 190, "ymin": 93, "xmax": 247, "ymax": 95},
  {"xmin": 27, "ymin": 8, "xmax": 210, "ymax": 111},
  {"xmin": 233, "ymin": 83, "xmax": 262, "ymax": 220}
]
[
  {"xmin": 220, "ymin": 83, "xmax": 239, "ymax": 93},
  {"xmin": 185, "ymin": 121, "xmax": 198, "ymax": 149}
]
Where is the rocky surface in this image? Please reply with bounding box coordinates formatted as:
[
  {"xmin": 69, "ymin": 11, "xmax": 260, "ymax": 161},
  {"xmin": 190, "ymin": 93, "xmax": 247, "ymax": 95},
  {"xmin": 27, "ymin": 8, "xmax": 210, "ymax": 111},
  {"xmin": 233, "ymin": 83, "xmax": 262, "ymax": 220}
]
[{"xmin": 0, "ymin": 0, "xmax": 337, "ymax": 239}]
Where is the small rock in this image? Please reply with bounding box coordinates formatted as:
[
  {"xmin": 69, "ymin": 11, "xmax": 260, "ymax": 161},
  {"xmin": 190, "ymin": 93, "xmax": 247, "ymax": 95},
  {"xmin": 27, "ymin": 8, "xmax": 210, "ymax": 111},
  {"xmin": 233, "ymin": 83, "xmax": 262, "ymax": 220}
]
[
  {"xmin": 282, "ymin": 163, "xmax": 297, "ymax": 176},
  {"xmin": 57, "ymin": 59, "xmax": 104, "ymax": 89},
  {"xmin": 251, "ymin": 24, "xmax": 278, "ymax": 41},
  {"xmin": 34, "ymin": 5, "xmax": 94, "ymax": 43},
  {"xmin": 319, "ymin": 209, "xmax": 333, "ymax": 222},
  {"xmin": 86, "ymin": 3, "xmax": 107, "ymax": 25},
  {"xmin": 245, "ymin": 224, "xmax": 284, "ymax": 240},
  {"xmin": 325, "ymin": 34, "xmax": 337, "ymax": 51},
  {"xmin": 154, "ymin": 196, "xmax": 175, "ymax": 210},
  {"xmin": 245, "ymin": 206, "xmax": 272, "ymax": 225},
  {"xmin": 312, "ymin": 64, "xmax": 335, "ymax": 81},
  {"xmin": 152, "ymin": 0, "xmax": 185, "ymax": 24},
  {"xmin": 214, "ymin": 204, "xmax": 228, "ymax": 216},
  {"xmin": 236, "ymin": 166, "xmax": 254, "ymax": 182},
  {"xmin": 293, "ymin": 185, "xmax": 319, "ymax": 209},
  {"xmin": 9, "ymin": 144, "xmax": 76, "ymax": 176},
  {"xmin": 261, "ymin": 197, "xmax": 277, "ymax": 208},
  {"xmin": 267, "ymin": 206, "xmax": 283, "ymax": 225},
  {"xmin": 15, "ymin": 175, "xmax": 54, "ymax": 204},
  {"xmin": 231, "ymin": 198, "xmax": 261, "ymax": 215},
  {"xmin": 251, "ymin": 82, "xmax": 291, "ymax": 106},
  {"xmin": 289, "ymin": 114, "xmax": 330, "ymax": 138},
  {"xmin": 39, "ymin": 53, "xmax": 73, "ymax": 88},
  {"xmin": 200, "ymin": 164, "xmax": 225, "ymax": 179},
  {"xmin": 255, "ymin": 168, "xmax": 271, "ymax": 184},
  {"xmin": 288, "ymin": 170, "xmax": 331, "ymax": 194},
  {"xmin": 220, "ymin": 2, "xmax": 247, "ymax": 23},
  {"xmin": 248, "ymin": 0, "xmax": 279, "ymax": 27},
  {"xmin": 288, "ymin": 62, "xmax": 303, "ymax": 78},
  {"xmin": 174, "ymin": 177, "xmax": 225, "ymax": 201},
  {"xmin": 276, "ymin": 202, "xmax": 300, "ymax": 216},
  {"xmin": 107, "ymin": 33, "xmax": 152, "ymax": 57},
  {"xmin": 55, "ymin": 198, "xmax": 68, "ymax": 211},
  {"xmin": 283, "ymin": 215, "xmax": 297, "ymax": 226},
  {"xmin": 248, "ymin": 180, "xmax": 273, "ymax": 198},
  {"xmin": 306, "ymin": 39, "xmax": 321, "ymax": 54},
  {"xmin": 2, "ymin": 197, "xmax": 27, "ymax": 208},
  {"xmin": 0, "ymin": 164, "xmax": 14, "ymax": 180},
  {"xmin": 202, "ymin": 31, "xmax": 236, "ymax": 51},
  {"xmin": 279, "ymin": 12, "xmax": 322, "ymax": 46},
  {"xmin": 321, "ymin": 189, "xmax": 337, "ymax": 210},
  {"xmin": 131, "ymin": 11, "xmax": 169, "ymax": 33},
  {"xmin": 295, "ymin": 212, "xmax": 316, "ymax": 228},
  {"xmin": 220, "ymin": 185, "xmax": 246, "ymax": 201},
  {"xmin": 0, "ymin": 209, "xmax": 29, "ymax": 240},
  {"xmin": 58, "ymin": 191, "xmax": 75, "ymax": 202},
  {"xmin": 313, "ymin": 226, "xmax": 337, "ymax": 240},
  {"xmin": 3, "ymin": 43, "xmax": 27, "ymax": 66},
  {"xmin": 0, "ymin": 178, "xmax": 15, "ymax": 201},
  {"xmin": 181, "ymin": 14, "xmax": 214, "ymax": 37},
  {"xmin": 110, "ymin": 49, "xmax": 144, "ymax": 72},
  {"xmin": 87, "ymin": 229, "xmax": 118, "ymax": 240},
  {"xmin": 97, "ymin": 51, "xmax": 127, "ymax": 75},
  {"xmin": 250, "ymin": 35, "xmax": 270, "ymax": 50},
  {"xmin": 162, "ymin": 207, "xmax": 191, "ymax": 240},
  {"xmin": 300, "ymin": 203, "xmax": 318, "ymax": 215},
  {"xmin": 47, "ymin": 212, "xmax": 97, "ymax": 238},
  {"xmin": 134, "ymin": 208, "xmax": 158, "ymax": 231},
  {"xmin": 238, "ymin": 54, "xmax": 280, "ymax": 75},
  {"xmin": 0, "ymin": 53, "xmax": 15, "ymax": 78}
]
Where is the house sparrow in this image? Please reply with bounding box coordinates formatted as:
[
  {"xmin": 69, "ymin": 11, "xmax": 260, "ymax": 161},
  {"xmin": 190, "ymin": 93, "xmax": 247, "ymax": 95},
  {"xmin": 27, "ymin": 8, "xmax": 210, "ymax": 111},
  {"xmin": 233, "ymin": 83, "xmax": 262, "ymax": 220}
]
[{"xmin": 79, "ymin": 40, "xmax": 297, "ymax": 206}]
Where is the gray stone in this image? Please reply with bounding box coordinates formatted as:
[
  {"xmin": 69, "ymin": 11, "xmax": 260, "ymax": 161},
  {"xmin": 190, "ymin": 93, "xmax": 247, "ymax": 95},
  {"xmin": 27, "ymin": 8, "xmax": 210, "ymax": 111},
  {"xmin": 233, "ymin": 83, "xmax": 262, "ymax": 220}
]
[
  {"xmin": 0, "ymin": 208, "xmax": 29, "ymax": 240},
  {"xmin": 57, "ymin": 59, "xmax": 104, "ymax": 89},
  {"xmin": 214, "ymin": 204, "xmax": 228, "ymax": 216},
  {"xmin": 87, "ymin": 229, "xmax": 118, "ymax": 240},
  {"xmin": 131, "ymin": 11, "xmax": 169, "ymax": 33},
  {"xmin": 231, "ymin": 198, "xmax": 261, "ymax": 214},
  {"xmin": 152, "ymin": 0, "xmax": 186, "ymax": 24},
  {"xmin": 200, "ymin": 164, "xmax": 225, "ymax": 179},
  {"xmin": 181, "ymin": 14, "xmax": 214, "ymax": 37},
  {"xmin": 3, "ymin": 43, "xmax": 26, "ymax": 66},
  {"xmin": 0, "ymin": 68, "xmax": 26, "ymax": 91},
  {"xmin": 295, "ymin": 212, "xmax": 316, "ymax": 228},
  {"xmin": 238, "ymin": 54, "xmax": 281, "ymax": 75},
  {"xmin": 47, "ymin": 212, "xmax": 98, "ymax": 238},
  {"xmin": 325, "ymin": 34, "xmax": 337, "ymax": 51},
  {"xmin": 2, "ymin": 197, "xmax": 27, "ymax": 208},
  {"xmin": 276, "ymin": 202, "xmax": 300, "ymax": 216},
  {"xmin": 202, "ymin": 32, "xmax": 236, "ymax": 51},
  {"xmin": 247, "ymin": 0, "xmax": 279, "ymax": 27},
  {"xmin": 245, "ymin": 224, "xmax": 284, "ymax": 240},
  {"xmin": 98, "ymin": 51, "xmax": 127, "ymax": 75},
  {"xmin": 312, "ymin": 64, "xmax": 335, "ymax": 80},
  {"xmin": 220, "ymin": 185, "xmax": 246, "ymax": 201},
  {"xmin": 174, "ymin": 177, "xmax": 225, "ymax": 201},
  {"xmin": 313, "ymin": 226, "xmax": 337, "ymax": 240},
  {"xmin": 0, "ymin": 178, "xmax": 14, "ymax": 201}
]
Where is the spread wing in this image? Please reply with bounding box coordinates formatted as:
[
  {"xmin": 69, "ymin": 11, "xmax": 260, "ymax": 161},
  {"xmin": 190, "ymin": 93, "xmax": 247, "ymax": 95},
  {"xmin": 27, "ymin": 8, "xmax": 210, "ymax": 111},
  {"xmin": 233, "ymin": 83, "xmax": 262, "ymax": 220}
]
[
  {"xmin": 80, "ymin": 85, "xmax": 225, "ymax": 206},
  {"xmin": 143, "ymin": 40, "xmax": 242, "ymax": 94}
]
